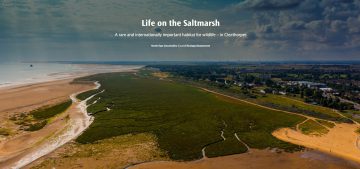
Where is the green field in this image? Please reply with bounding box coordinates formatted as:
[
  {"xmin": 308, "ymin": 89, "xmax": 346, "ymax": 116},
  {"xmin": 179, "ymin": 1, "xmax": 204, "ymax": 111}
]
[
  {"xmin": 299, "ymin": 120, "xmax": 329, "ymax": 135},
  {"xmin": 254, "ymin": 94, "xmax": 349, "ymax": 122},
  {"xmin": 182, "ymin": 78, "xmax": 350, "ymax": 123},
  {"xmin": 315, "ymin": 119, "xmax": 335, "ymax": 128},
  {"xmin": 75, "ymin": 73, "xmax": 305, "ymax": 160},
  {"xmin": 31, "ymin": 100, "xmax": 72, "ymax": 120},
  {"xmin": 342, "ymin": 110, "xmax": 360, "ymax": 123},
  {"xmin": 205, "ymin": 131, "xmax": 248, "ymax": 158},
  {"xmin": 9, "ymin": 100, "xmax": 72, "ymax": 131}
]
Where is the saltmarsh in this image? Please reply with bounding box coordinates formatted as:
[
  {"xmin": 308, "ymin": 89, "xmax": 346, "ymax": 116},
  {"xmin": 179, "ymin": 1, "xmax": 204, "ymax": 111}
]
[{"xmin": 75, "ymin": 72, "xmax": 305, "ymax": 160}]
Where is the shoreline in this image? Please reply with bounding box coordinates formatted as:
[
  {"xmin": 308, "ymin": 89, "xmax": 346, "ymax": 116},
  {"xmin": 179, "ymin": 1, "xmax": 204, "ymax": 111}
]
[
  {"xmin": 0, "ymin": 64, "xmax": 143, "ymax": 90},
  {"xmin": 0, "ymin": 65, "xmax": 141, "ymax": 168},
  {"xmin": 0, "ymin": 78, "xmax": 96, "ymax": 168},
  {"xmin": 127, "ymin": 148, "xmax": 360, "ymax": 169},
  {"xmin": 6, "ymin": 81, "xmax": 101, "ymax": 169}
]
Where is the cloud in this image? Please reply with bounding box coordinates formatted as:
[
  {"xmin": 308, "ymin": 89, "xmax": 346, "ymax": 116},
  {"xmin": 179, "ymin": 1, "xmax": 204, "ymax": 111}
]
[
  {"xmin": 233, "ymin": 0, "xmax": 360, "ymax": 52},
  {"xmin": 0, "ymin": 0, "xmax": 228, "ymax": 61},
  {"xmin": 281, "ymin": 21, "xmax": 305, "ymax": 30},
  {"xmin": 0, "ymin": 0, "xmax": 359, "ymax": 61},
  {"xmin": 237, "ymin": 0, "xmax": 302, "ymax": 10}
]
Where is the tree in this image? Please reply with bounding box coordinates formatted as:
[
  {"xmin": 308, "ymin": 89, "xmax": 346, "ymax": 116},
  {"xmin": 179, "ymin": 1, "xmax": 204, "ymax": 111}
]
[
  {"xmin": 244, "ymin": 75, "xmax": 255, "ymax": 83},
  {"xmin": 265, "ymin": 79, "xmax": 274, "ymax": 87},
  {"xmin": 304, "ymin": 88, "xmax": 313, "ymax": 97}
]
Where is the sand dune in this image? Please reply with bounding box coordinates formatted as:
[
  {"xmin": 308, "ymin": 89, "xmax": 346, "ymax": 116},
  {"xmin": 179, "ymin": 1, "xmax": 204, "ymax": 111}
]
[{"xmin": 272, "ymin": 123, "xmax": 360, "ymax": 164}]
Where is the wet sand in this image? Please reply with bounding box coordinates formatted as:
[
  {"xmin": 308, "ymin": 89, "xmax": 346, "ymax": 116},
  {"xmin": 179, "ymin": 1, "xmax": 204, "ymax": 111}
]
[
  {"xmin": 129, "ymin": 149, "xmax": 360, "ymax": 169},
  {"xmin": 0, "ymin": 79, "xmax": 91, "ymax": 120},
  {"xmin": 0, "ymin": 65, "xmax": 141, "ymax": 168},
  {"xmin": 0, "ymin": 79, "xmax": 95, "ymax": 168}
]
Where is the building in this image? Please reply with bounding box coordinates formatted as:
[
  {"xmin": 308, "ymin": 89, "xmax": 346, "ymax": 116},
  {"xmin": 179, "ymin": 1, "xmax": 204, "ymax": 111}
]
[
  {"xmin": 319, "ymin": 87, "xmax": 333, "ymax": 92},
  {"xmin": 287, "ymin": 81, "xmax": 327, "ymax": 89}
]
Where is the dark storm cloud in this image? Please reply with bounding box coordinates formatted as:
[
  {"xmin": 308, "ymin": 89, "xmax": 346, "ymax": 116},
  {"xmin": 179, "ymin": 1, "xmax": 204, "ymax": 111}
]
[
  {"xmin": 175, "ymin": 0, "xmax": 241, "ymax": 10},
  {"xmin": 234, "ymin": 0, "xmax": 360, "ymax": 52},
  {"xmin": 0, "ymin": 0, "xmax": 226, "ymax": 61},
  {"xmin": 237, "ymin": 0, "xmax": 303, "ymax": 10},
  {"xmin": 0, "ymin": 0, "xmax": 359, "ymax": 61}
]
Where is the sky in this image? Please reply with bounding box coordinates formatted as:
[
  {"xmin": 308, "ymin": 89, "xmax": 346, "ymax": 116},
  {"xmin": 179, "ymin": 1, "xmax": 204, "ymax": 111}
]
[{"xmin": 0, "ymin": 0, "xmax": 359, "ymax": 62}]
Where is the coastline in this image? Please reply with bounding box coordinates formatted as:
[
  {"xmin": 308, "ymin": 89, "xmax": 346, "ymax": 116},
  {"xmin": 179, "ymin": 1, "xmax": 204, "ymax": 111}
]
[
  {"xmin": 0, "ymin": 64, "xmax": 143, "ymax": 90},
  {"xmin": 0, "ymin": 79, "xmax": 96, "ymax": 168},
  {"xmin": 2, "ymin": 65, "xmax": 359, "ymax": 168},
  {"xmin": 5, "ymin": 81, "xmax": 101, "ymax": 169},
  {"xmin": 0, "ymin": 65, "xmax": 141, "ymax": 168}
]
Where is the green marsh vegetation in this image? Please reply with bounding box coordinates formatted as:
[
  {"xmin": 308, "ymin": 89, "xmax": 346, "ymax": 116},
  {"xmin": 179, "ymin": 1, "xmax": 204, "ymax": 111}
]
[
  {"xmin": 31, "ymin": 100, "xmax": 72, "ymax": 120},
  {"xmin": 75, "ymin": 72, "xmax": 305, "ymax": 160},
  {"xmin": 10, "ymin": 100, "xmax": 72, "ymax": 131},
  {"xmin": 205, "ymin": 132, "xmax": 248, "ymax": 158},
  {"xmin": 77, "ymin": 89, "xmax": 100, "ymax": 101}
]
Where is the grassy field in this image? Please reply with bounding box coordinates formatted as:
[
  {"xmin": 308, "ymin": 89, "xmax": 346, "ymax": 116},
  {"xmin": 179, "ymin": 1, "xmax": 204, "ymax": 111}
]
[
  {"xmin": 9, "ymin": 100, "xmax": 72, "ymax": 131},
  {"xmin": 254, "ymin": 94, "xmax": 349, "ymax": 123},
  {"xmin": 30, "ymin": 133, "xmax": 167, "ymax": 169},
  {"xmin": 166, "ymin": 74, "xmax": 350, "ymax": 123},
  {"xmin": 205, "ymin": 131, "xmax": 248, "ymax": 158},
  {"xmin": 31, "ymin": 100, "xmax": 72, "ymax": 120},
  {"xmin": 75, "ymin": 72, "xmax": 305, "ymax": 160},
  {"xmin": 315, "ymin": 119, "xmax": 335, "ymax": 128},
  {"xmin": 342, "ymin": 110, "xmax": 360, "ymax": 123},
  {"xmin": 77, "ymin": 89, "xmax": 100, "ymax": 101},
  {"xmin": 299, "ymin": 120, "xmax": 329, "ymax": 135}
]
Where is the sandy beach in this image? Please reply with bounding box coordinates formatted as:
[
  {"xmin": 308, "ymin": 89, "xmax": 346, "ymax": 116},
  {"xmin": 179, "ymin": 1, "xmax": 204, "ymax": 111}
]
[
  {"xmin": 0, "ymin": 79, "xmax": 91, "ymax": 122},
  {"xmin": 273, "ymin": 123, "xmax": 360, "ymax": 164},
  {"xmin": 0, "ymin": 79, "xmax": 95, "ymax": 168},
  {"xmin": 0, "ymin": 65, "xmax": 140, "ymax": 168},
  {"xmin": 129, "ymin": 149, "xmax": 360, "ymax": 169}
]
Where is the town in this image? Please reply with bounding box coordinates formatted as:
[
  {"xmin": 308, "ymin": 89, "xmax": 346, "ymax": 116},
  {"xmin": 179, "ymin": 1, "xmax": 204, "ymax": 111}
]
[{"xmin": 149, "ymin": 64, "xmax": 360, "ymax": 112}]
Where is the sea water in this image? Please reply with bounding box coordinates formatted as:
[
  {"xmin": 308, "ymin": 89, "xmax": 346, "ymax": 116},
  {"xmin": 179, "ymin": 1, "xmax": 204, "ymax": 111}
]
[
  {"xmin": 0, "ymin": 62, "xmax": 141, "ymax": 88},
  {"xmin": 0, "ymin": 62, "xmax": 80, "ymax": 86}
]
